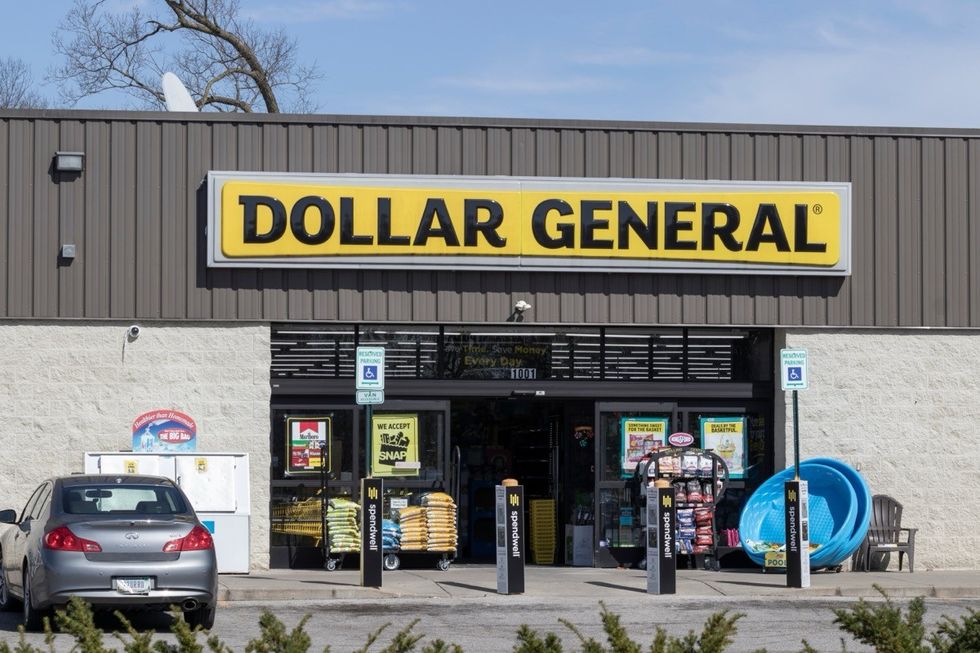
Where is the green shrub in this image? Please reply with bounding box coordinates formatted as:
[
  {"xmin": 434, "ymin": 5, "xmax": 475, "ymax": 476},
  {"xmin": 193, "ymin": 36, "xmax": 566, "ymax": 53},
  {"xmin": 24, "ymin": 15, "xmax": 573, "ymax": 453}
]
[
  {"xmin": 513, "ymin": 601, "xmax": 755, "ymax": 653},
  {"xmin": 1, "ymin": 590, "xmax": 977, "ymax": 653},
  {"xmin": 821, "ymin": 585, "xmax": 980, "ymax": 653}
]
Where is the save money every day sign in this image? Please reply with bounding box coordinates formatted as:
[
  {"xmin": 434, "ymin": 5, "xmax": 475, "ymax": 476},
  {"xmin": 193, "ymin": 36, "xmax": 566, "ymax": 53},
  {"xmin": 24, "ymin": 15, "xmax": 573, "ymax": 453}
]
[{"xmin": 371, "ymin": 414, "xmax": 420, "ymax": 477}]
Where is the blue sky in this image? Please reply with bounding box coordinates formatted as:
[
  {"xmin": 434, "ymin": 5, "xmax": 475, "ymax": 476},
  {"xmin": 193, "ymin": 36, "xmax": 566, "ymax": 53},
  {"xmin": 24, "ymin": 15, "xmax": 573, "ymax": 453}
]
[{"xmin": 4, "ymin": 0, "xmax": 980, "ymax": 127}]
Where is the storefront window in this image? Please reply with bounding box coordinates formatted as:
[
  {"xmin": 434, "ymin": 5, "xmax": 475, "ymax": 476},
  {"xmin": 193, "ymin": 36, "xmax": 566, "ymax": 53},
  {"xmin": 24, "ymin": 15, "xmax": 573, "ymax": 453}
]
[
  {"xmin": 269, "ymin": 485, "xmax": 354, "ymax": 547},
  {"xmin": 271, "ymin": 327, "xmax": 355, "ymax": 380},
  {"xmin": 272, "ymin": 324, "xmax": 772, "ymax": 384},
  {"xmin": 370, "ymin": 409, "xmax": 445, "ymax": 483},
  {"xmin": 357, "ymin": 325, "xmax": 440, "ymax": 379},
  {"xmin": 597, "ymin": 487, "xmax": 643, "ymax": 550},
  {"xmin": 598, "ymin": 410, "xmax": 672, "ymax": 482},
  {"xmin": 443, "ymin": 329, "xmax": 555, "ymax": 380},
  {"xmin": 603, "ymin": 329, "xmax": 684, "ymax": 380},
  {"xmin": 271, "ymin": 409, "xmax": 355, "ymax": 482}
]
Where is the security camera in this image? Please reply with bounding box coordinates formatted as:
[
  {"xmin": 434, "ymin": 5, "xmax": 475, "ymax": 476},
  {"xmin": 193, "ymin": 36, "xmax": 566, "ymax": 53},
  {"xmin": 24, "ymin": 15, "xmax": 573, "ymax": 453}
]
[
  {"xmin": 514, "ymin": 300, "xmax": 532, "ymax": 313},
  {"xmin": 127, "ymin": 325, "xmax": 142, "ymax": 339}
]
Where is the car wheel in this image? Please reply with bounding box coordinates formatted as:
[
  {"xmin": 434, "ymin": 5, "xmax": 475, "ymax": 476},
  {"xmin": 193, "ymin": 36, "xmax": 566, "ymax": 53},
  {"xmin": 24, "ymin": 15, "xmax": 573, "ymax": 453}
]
[
  {"xmin": 22, "ymin": 569, "xmax": 46, "ymax": 632},
  {"xmin": 184, "ymin": 603, "xmax": 216, "ymax": 630}
]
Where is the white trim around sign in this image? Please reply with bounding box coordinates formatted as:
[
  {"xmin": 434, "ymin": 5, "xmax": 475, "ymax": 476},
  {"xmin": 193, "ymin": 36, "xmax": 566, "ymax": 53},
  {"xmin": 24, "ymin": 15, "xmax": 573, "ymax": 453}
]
[{"xmin": 205, "ymin": 171, "xmax": 852, "ymax": 276}]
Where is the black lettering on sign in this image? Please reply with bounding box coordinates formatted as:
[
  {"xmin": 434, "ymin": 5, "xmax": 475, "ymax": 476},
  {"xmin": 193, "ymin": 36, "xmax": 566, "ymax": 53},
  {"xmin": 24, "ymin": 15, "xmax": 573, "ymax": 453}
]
[
  {"xmin": 617, "ymin": 201, "xmax": 658, "ymax": 250},
  {"xmin": 664, "ymin": 202, "xmax": 698, "ymax": 250},
  {"xmin": 340, "ymin": 197, "xmax": 373, "ymax": 245},
  {"xmin": 746, "ymin": 204, "xmax": 791, "ymax": 252},
  {"xmin": 794, "ymin": 204, "xmax": 827, "ymax": 252},
  {"xmin": 377, "ymin": 197, "xmax": 410, "ymax": 245},
  {"xmin": 701, "ymin": 203, "xmax": 742, "ymax": 251},
  {"xmin": 580, "ymin": 200, "xmax": 614, "ymax": 249},
  {"xmin": 241, "ymin": 195, "xmax": 287, "ymax": 243},
  {"xmin": 414, "ymin": 198, "xmax": 461, "ymax": 246},
  {"xmin": 289, "ymin": 196, "xmax": 334, "ymax": 245},
  {"xmin": 532, "ymin": 199, "xmax": 575, "ymax": 249},
  {"xmin": 464, "ymin": 199, "xmax": 507, "ymax": 247}
]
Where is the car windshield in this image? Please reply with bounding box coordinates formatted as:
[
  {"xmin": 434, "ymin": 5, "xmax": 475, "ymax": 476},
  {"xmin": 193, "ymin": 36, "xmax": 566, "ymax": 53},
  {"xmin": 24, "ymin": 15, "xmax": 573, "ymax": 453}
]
[{"xmin": 62, "ymin": 485, "xmax": 188, "ymax": 515}]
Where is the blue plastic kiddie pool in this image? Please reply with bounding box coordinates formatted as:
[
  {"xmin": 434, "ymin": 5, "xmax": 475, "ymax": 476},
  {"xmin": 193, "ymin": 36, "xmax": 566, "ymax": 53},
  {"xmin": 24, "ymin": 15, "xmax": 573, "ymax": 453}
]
[{"xmin": 739, "ymin": 461, "xmax": 858, "ymax": 569}]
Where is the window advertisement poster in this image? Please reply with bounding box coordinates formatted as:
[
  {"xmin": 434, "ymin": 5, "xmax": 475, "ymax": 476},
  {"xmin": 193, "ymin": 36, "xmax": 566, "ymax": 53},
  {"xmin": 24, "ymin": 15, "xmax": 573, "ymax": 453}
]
[
  {"xmin": 700, "ymin": 416, "xmax": 747, "ymax": 478},
  {"xmin": 285, "ymin": 417, "xmax": 331, "ymax": 476},
  {"xmin": 132, "ymin": 410, "xmax": 197, "ymax": 452},
  {"xmin": 620, "ymin": 417, "xmax": 669, "ymax": 477},
  {"xmin": 371, "ymin": 414, "xmax": 420, "ymax": 477}
]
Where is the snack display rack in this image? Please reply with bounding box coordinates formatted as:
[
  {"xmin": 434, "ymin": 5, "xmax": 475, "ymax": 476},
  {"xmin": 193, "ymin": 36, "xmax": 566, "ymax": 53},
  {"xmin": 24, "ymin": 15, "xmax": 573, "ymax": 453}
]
[{"xmin": 640, "ymin": 447, "xmax": 730, "ymax": 571}]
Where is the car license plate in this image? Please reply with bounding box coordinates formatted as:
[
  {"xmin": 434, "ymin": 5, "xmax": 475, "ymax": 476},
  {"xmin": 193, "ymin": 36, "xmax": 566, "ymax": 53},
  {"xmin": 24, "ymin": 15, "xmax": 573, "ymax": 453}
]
[{"xmin": 115, "ymin": 577, "xmax": 153, "ymax": 594}]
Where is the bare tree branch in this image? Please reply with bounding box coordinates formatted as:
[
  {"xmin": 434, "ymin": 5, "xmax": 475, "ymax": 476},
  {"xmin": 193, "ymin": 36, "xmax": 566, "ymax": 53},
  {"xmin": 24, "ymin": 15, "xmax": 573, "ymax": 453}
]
[
  {"xmin": 51, "ymin": 0, "xmax": 321, "ymax": 112},
  {"xmin": 0, "ymin": 57, "xmax": 48, "ymax": 109}
]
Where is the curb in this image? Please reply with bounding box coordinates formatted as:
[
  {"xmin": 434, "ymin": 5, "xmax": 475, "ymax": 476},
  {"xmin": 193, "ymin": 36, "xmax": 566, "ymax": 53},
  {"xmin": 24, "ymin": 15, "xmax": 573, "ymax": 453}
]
[{"xmin": 216, "ymin": 586, "xmax": 980, "ymax": 602}]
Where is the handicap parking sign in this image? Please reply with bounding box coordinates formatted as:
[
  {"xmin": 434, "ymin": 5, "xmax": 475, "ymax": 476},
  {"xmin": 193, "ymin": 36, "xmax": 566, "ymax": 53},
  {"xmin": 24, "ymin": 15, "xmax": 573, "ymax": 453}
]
[
  {"xmin": 780, "ymin": 349, "xmax": 808, "ymax": 390},
  {"xmin": 356, "ymin": 347, "xmax": 385, "ymax": 390}
]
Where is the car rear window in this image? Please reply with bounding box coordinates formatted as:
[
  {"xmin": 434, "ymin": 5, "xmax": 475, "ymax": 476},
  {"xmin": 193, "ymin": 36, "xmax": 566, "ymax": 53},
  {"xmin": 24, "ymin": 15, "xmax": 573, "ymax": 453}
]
[{"xmin": 62, "ymin": 485, "xmax": 188, "ymax": 515}]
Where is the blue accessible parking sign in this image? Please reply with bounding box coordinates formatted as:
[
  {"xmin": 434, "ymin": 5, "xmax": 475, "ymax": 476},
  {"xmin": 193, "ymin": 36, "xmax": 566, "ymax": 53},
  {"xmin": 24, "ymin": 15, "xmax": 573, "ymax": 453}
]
[
  {"xmin": 356, "ymin": 347, "xmax": 385, "ymax": 390},
  {"xmin": 780, "ymin": 349, "xmax": 808, "ymax": 390}
]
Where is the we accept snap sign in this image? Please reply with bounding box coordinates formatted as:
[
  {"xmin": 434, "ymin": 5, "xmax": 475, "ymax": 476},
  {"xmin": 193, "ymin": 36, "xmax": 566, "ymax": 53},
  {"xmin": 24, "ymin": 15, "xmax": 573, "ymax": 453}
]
[{"xmin": 370, "ymin": 414, "xmax": 420, "ymax": 477}]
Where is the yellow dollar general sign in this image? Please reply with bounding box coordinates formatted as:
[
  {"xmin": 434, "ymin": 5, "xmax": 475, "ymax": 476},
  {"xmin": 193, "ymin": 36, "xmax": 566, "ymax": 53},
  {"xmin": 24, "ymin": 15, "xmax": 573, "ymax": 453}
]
[
  {"xmin": 367, "ymin": 486, "xmax": 379, "ymax": 500},
  {"xmin": 509, "ymin": 493, "xmax": 521, "ymax": 507},
  {"xmin": 662, "ymin": 495, "xmax": 673, "ymax": 508},
  {"xmin": 207, "ymin": 173, "xmax": 851, "ymax": 276}
]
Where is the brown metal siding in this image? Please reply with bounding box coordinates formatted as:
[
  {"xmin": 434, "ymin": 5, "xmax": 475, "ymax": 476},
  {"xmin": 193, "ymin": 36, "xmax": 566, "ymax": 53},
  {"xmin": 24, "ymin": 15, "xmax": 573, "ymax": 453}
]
[{"xmin": 2, "ymin": 112, "xmax": 980, "ymax": 327}]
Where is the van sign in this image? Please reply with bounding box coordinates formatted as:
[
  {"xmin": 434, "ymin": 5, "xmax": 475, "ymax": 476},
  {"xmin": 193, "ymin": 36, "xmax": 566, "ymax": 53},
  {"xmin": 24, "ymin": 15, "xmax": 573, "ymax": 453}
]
[{"xmin": 207, "ymin": 172, "xmax": 851, "ymax": 276}]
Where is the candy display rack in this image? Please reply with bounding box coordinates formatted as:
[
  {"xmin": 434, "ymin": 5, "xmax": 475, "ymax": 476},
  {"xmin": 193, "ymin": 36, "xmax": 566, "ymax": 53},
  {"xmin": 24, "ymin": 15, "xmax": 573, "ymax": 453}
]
[{"xmin": 640, "ymin": 447, "xmax": 730, "ymax": 571}]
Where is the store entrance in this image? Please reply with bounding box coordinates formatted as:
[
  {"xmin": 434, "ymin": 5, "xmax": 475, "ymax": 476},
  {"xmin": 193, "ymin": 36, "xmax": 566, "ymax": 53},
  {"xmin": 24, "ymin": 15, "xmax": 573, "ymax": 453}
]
[{"xmin": 451, "ymin": 398, "xmax": 594, "ymax": 564}]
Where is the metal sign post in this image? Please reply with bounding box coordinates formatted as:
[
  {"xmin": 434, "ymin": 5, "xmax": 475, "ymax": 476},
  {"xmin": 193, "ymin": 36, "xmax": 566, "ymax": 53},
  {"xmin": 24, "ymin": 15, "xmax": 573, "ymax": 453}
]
[
  {"xmin": 646, "ymin": 482, "xmax": 676, "ymax": 595},
  {"xmin": 780, "ymin": 348, "xmax": 810, "ymax": 588},
  {"xmin": 495, "ymin": 484, "xmax": 525, "ymax": 594},
  {"xmin": 356, "ymin": 347, "xmax": 385, "ymax": 478},
  {"xmin": 360, "ymin": 477, "xmax": 383, "ymax": 587}
]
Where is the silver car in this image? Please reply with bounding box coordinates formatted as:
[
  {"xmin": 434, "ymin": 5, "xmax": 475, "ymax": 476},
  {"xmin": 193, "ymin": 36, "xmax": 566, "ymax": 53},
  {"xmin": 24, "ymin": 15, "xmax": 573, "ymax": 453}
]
[{"xmin": 0, "ymin": 475, "xmax": 218, "ymax": 630}]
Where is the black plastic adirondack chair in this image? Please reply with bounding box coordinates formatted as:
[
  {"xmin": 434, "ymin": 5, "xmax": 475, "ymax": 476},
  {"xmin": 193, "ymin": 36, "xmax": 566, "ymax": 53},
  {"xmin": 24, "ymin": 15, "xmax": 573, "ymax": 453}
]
[{"xmin": 853, "ymin": 494, "xmax": 917, "ymax": 572}]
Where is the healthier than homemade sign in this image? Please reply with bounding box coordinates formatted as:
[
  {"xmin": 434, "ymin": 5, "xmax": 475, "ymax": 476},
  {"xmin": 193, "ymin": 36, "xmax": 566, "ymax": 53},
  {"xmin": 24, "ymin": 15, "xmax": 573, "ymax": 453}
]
[{"xmin": 207, "ymin": 173, "xmax": 851, "ymax": 275}]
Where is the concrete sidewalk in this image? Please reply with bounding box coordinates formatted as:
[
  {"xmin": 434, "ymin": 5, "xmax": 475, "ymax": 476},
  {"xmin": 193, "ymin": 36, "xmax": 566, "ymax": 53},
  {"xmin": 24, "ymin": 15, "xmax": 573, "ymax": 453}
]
[{"xmin": 216, "ymin": 565, "xmax": 980, "ymax": 603}]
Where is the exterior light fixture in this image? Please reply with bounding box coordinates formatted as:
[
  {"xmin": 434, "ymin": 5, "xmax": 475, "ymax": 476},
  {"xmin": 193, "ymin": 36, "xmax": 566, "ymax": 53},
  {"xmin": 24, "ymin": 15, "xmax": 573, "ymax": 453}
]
[{"xmin": 54, "ymin": 151, "xmax": 85, "ymax": 173}]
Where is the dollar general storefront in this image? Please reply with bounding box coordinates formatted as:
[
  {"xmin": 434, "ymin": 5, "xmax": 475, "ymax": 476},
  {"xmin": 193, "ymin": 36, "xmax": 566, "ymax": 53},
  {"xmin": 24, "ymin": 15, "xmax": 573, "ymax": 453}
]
[{"xmin": 0, "ymin": 109, "xmax": 977, "ymax": 571}]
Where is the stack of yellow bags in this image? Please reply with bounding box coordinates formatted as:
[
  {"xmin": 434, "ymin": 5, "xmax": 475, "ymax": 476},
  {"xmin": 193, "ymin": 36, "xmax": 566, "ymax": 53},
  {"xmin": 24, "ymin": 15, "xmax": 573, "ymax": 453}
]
[
  {"xmin": 326, "ymin": 497, "xmax": 361, "ymax": 553},
  {"xmin": 397, "ymin": 505, "xmax": 428, "ymax": 551},
  {"xmin": 421, "ymin": 492, "xmax": 457, "ymax": 552}
]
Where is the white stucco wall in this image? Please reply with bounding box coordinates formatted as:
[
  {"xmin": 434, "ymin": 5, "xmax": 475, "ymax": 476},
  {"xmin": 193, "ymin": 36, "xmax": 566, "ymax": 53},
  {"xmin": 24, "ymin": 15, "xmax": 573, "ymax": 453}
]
[
  {"xmin": 0, "ymin": 322, "xmax": 271, "ymax": 570},
  {"xmin": 784, "ymin": 329, "xmax": 980, "ymax": 570}
]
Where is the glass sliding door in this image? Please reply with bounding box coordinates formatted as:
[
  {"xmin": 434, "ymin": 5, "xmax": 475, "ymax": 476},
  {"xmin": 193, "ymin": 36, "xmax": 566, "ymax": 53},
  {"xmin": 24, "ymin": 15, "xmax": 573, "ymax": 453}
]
[
  {"xmin": 269, "ymin": 403, "xmax": 358, "ymax": 568},
  {"xmin": 367, "ymin": 400, "xmax": 452, "ymax": 552},
  {"xmin": 594, "ymin": 402, "xmax": 677, "ymax": 568}
]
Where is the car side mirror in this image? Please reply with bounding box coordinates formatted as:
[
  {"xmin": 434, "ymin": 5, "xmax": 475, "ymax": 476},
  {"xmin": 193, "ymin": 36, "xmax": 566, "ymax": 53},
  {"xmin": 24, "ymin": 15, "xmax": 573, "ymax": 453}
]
[{"xmin": 0, "ymin": 509, "xmax": 17, "ymax": 524}]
